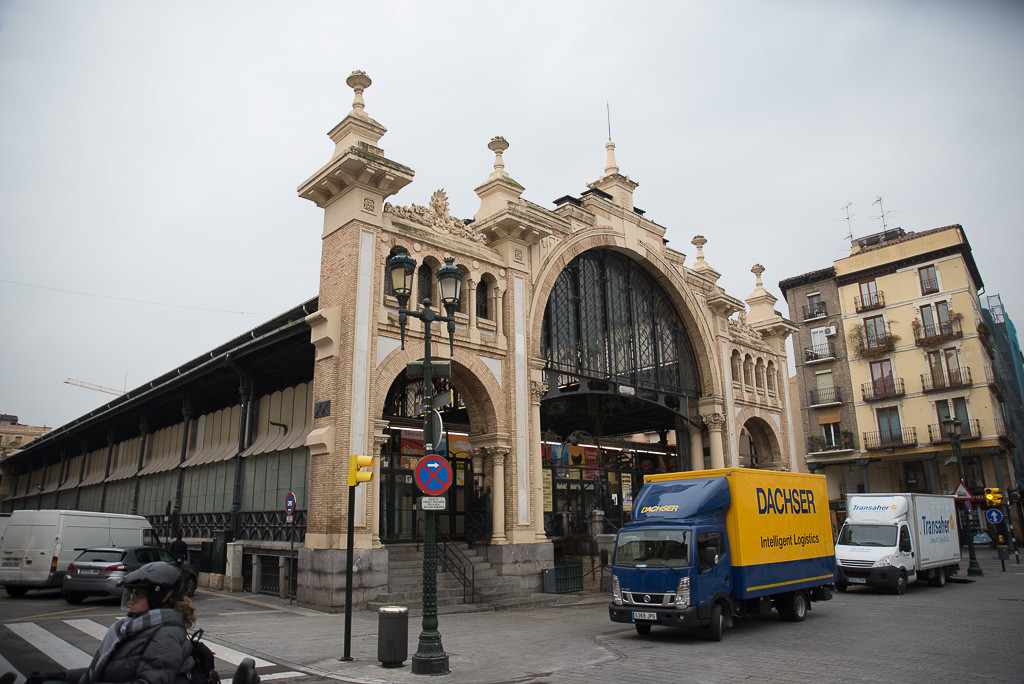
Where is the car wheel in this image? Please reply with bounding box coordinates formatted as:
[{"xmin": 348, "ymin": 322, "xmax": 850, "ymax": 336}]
[
  {"xmin": 64, "ymin": 592, "xmax": 86, "ymax": 604},
  {"xmin": 894, "ymin": 571, "xmax": 907, "ymax": 595},
  {"xmin": 634, "ymin": 623, "xmax": 651, "ymax": 636},
  {"xmin": 707, "ymin": 603, "xmax": 725, "ymax": 641},
  {"xmin": 4, "ymin": 586, "xmax": 27, "ymax": 598},
  {"xmin": 781, "ymin": 591, "xmax": 808, "ymax": 622},
  {"xmin": 835, "ymin": 582, "xmax": 847, "ymax": 593},
  {"xmin": 185, "ymin": 575, "xmax": 198, "ymax": 597}
]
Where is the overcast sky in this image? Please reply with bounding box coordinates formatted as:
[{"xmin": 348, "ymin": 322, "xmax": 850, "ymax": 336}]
[{"xmin": 1, "ymin": 1, "xmax": 1022, "ymax": 429}]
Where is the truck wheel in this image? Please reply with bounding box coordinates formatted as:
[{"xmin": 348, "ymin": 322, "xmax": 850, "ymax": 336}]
[
  {"xmin": 835, "ymin": 582, "xmax": 847, "ymax": 593},
  {"xmin": 707, "ymin": 603, "xmax": 725, "ymax": 641},
  {"xmin": 894, "ymin": 571, "xmax": 907, "ymax": 595},
  {"xmin": 928, "ymin": 569, "xmax": 946, "ymax": 588},
  {"xmin": 635, "ymin": 623, "xmax": 651, "ymax": 636},
  {"xmin": 4, "ymin": 587, "xmax": 27, "ymax": 598},
  {"xmin": 780, "ymin": 591, "xmax": 808, "ymax": 622}
]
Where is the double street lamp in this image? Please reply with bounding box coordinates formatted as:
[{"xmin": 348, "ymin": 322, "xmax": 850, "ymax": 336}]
[
  {"xmin": 388, "ymin": 246, "xmax": 462, "ymax": 675},
  {"xmin": 943, "ymin": 418, "xmax": 984, "ymax": 577}
]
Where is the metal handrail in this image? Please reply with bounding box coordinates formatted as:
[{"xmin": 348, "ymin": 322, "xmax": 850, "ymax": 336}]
[{"xmin": 436, "ymin": 530, "xmax": 475, "ymax": 603}]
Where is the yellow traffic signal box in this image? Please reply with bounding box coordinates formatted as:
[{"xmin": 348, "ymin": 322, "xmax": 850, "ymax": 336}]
[{"xmin": 348, "ymin": 454, "xmax": 374, "ymax": 487}]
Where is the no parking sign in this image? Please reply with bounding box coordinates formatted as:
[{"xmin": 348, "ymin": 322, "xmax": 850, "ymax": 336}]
[{"xmin": 414, "ymin": 455, "xmax": 454, "ymax": 496}]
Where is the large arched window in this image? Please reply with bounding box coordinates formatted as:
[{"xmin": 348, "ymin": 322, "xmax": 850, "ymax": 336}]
[{"xmin": 541, "ymin": 249, "xmax": 700, "ymax": 397}]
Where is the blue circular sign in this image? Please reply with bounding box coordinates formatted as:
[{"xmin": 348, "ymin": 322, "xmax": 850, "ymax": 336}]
[
  {"xmin": 414, "ymin": 455, "xmax": 454, "ymax": 495},
  {"xmin": 285, "ymin": 492, "xmax": 296, "ymax": 515},
  {"xmin": 986, "ymin": 508, "xmax": 1003, "ymax": 524}
]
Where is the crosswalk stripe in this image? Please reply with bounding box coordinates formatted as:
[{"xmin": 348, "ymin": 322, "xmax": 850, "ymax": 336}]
[
  {"xmin": 64, "ymin": 618, "xmax": 107, "ymax": 640},
  {"xmin": 0, "ymin": 652, "xmax": 27, "ymax": 684},
  {"xmin": 5, "ymin": 622, "xmax": 93, "ymax": 669},
  {"xmin": 200, "ymin": 640, "xmax": 274, "ymax": 668},
  {"xmin": 258, "ymin": 672, "xmax": 307, "ymax": 681}
]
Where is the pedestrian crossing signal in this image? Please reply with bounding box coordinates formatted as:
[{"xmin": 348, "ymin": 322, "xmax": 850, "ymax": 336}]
[
  {"xmin": 984, "ymin": 487, "xmax": 1003, "ymax": 507},
  {"xmin": 348, "ymin": 454, "xmax": 374, "ymax": 487}
]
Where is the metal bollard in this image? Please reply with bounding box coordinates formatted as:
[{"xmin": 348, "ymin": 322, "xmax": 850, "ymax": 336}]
[{"xmin": 377, "ymin": 605, "xmax": 409, "ymax": 668}]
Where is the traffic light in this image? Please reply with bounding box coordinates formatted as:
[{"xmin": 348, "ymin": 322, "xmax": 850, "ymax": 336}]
[
  {"xmin": 984, "ymin": 487, "xmax": 1003, "ymax": 507},
  {"xmin": 348, "ymin": 454, "xmax": 374, "ymax": 487}
]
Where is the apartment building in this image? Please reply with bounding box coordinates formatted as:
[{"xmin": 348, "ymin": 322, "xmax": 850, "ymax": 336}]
[{"xmin": 781, "ymin": 225, "xmax": 1019, "ymax": 537}]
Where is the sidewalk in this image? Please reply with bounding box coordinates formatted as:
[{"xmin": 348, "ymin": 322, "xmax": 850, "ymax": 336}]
[{"xmin": 197, "ymin": 546, "xmax": 1024, "ymax": 684}]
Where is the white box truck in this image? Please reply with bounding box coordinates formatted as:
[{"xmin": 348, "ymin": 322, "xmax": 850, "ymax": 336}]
[
  {"xmin": 835, "ymin": 493, "xmax": 960, "ymax": 594},
  {"xmin": 0, "ymin": 509, "xmax": 157, "ymax": 596}
]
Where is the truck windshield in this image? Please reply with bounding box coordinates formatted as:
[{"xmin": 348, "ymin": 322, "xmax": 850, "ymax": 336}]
[
  {"xmin": 837, "ymin": 524, "xmax": 897, "ymax": 547},
  {"xmin": 614, "ymin": 530, "xmax": 691, "ymax": 568}
]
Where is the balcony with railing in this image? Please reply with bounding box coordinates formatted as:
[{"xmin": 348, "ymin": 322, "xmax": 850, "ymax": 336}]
[
  {"xmin": 804, "ymin": 341, "xmax": 836, "ymax": 363},
  {"xmin": 802, "ymin": 301, "xmax": 828, "ymax": 321},
  {"xmin": 913, "ymin": 317, "xmax": 963, "ymax": 346},
  {"xmin": 921, "ymin": 367, "xmax": 971, "ymax": 393},
  {"xmin": 863, "ymin": 427, "xmax": 917, "ymax": 450},
  {"xmin": 984, "ymin": 364, "xmax": 1004, "ymax": 400},
  {"xmin": 857, "ymin": 324, "xmax": 896, "ymax": 357},
  {"xmin": 809, "ymin": 386, "xmax": 842, "ymax": 406},
  {"xmin": 921, "ymin": 277, "xmax": 939, "ymax": 295},
  {"xmin": 927, "ymin": 419, "xmax": 981, "ymax": 444},
  {"xmin": 861, "ymin": 377, "xmax": 905, "ymax": 401},
  {"xmin": 854, "ymin": 291, "xmax": 885, "ymax": 313}
]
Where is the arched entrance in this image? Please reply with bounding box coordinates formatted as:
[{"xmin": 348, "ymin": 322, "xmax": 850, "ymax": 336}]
[
  {"xmin": 538, "ymin": 249, "xmax": 704, "ymax": 537},
  {"xmin": 739, "ymin": 417, "xmax": 782, "ymax": 469}
]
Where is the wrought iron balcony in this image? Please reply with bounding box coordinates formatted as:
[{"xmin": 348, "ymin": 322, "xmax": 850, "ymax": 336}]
[
  {"xmin": 854, "ymin": 291, "xmax": 885, "ymax": 313},
  {"xmin": 921, "ymin": 277, "xmax": 939, "ymax": 295},
  {"xmin": 807, "ymin": 437, "xmax": 855, "ymax": 454},
  {"xmin": 984, "ymin": 365, "xmax": 1004, "ymax": 400},
  {"xmin": 804, "ymin": 341, "xmax": 836, "ymax": 363},
  {"xmin": 863, "ymin": 427, "xmax": 917, "ymax": 450},
  {"xmin": 858, "ymin": 326, "xmax": 896, "ymax": 357},
  {"xmin": 927, "ymin": 419, "xmax": 981, "ymax": 443},
  {"xmin": 861, "ymin": 377, "xmax": 905, "ymax": 401},
  {"xmin": 921, "ymin": 367, "xmax": 971, "ymax": 393},
  {"xmin": 913, "ymin": 317, "xmax": 963, "ymax": 346},
  {"xmin": 809, "ymin": 386, "xmax": 842, "ymax": 405},
  {"xmin": 802, "ymin": 301, "xmax": 828, "ymax": 321}
]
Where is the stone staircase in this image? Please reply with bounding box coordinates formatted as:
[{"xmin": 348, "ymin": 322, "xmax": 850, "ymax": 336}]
[{"xmin": 368, "ymin": 542, "xmax": 554, "ymax": 613}]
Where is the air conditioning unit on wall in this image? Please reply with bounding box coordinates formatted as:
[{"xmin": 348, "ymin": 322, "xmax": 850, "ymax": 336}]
[{"xmin": 823, "ymin": 326, "xmax": 837, "ymax": 336}]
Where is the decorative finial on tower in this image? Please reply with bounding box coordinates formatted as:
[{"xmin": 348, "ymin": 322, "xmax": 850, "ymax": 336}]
[
  {"xmin": 752, "ymin": 264, "xmax": 765, "ymax": 288},
  {"xmin": 346, "ymin": 70, "xmax": 372, "ymax": 113},
  {"xmin": 604, "ymin": 140, "xmax": 619, "ymax": 176},
  {"xmin": 692, "ymin": 235, "xmax": 707, "ymax": 265},
  {"xmin": 488, "ymin": 136, "xmax": 509, "ymax": 176}
]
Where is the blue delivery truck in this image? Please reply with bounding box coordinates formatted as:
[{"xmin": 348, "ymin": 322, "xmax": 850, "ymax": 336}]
[{"xmin": 608, "ymin": 468, "xmax": 836, "ymax": 640}]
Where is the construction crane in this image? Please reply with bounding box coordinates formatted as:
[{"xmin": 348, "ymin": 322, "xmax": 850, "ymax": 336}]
[{"xmin": 64, "ymin": 378, "xmax": 124, "ymax": 396}]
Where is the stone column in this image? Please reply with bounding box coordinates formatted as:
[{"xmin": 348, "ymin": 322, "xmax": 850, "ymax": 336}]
[
  {"xmin": 467, "ymin": 278, "xmax": 478, "ymax": 329},
  {"xmin": 489, "ymin": 447, "xmax": 508, "ymax": 543},
  {"xmin": 689, "ymin": 427, "xmax": 704, "ymax": 471},
  {"xmin": 704, "ymin": 414, "xmax": 726, "ymax": 469},
  {"xmin": 495, "ymin": 288, "xmax": 505, "ymax": 337},
  {"xmin": 530, "ymin": 380, "xmax": 548, "ymax": 541},
  {"xmin": 371, "ymin": 425, "xmax": 391, "ymax": 545}
]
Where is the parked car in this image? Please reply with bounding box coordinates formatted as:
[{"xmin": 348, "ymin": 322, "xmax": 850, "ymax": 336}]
[{"xmin": 62, "ymin": 546, "xmax": 197, "ymax": 604}]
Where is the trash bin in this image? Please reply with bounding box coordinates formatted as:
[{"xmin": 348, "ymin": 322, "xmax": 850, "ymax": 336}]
[
  {"xmin": 542, "ymin": 568, "xmax": 556, "ymax": 593},
  {"xmin": 377, "ymin": 605, "xmax": 408, "ymax": 668}
]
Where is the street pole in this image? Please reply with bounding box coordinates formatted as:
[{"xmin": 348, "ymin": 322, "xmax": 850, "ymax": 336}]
[
  {"xmin": 388, "ymin": 248, "xmax": 461, "ymax": 676},
  {"xmin": 342, "ymin": 481, "xmax": 356, "ymax": 661},
  {"xmin": 949, "ymin": 427, "xmax": 983, "ymax": 577}
]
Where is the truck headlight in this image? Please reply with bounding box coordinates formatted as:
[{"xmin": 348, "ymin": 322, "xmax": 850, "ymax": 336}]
[
  {"xmin": 612, "ymin": 574, "xmax": 622, "ymax": 605},
  {"xmin": 875, "ymin": 554, "xmax": 893, "ymax": 567},
  {"xmin": 674, "ymin": 576, "xmax": 690, "ymax": 609}
]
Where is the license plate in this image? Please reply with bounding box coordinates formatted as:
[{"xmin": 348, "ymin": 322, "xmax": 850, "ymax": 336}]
[
  {"xmin": 849, "ymin": 577, "xmax": 866, "ymax": 584},
  {"xmin": 1, "ymin": 560, "xmax": 18, "ymax": 568},
  {"xmin": 632, "ymin": 611, "xmax": 658, "ymax": 621},
  {"xmin": 80, "ymin": 569, "xmax": 99, "ymax": 575}
]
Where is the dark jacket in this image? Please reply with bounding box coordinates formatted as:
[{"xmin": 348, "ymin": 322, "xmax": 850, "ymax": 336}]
[{"xmin": 88, "ymin": 610, "xmax": 192, "ymax": 684}]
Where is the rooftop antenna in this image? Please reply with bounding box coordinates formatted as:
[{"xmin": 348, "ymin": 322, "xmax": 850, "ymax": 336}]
[
  {"xmin": 606, "ymin": 102, "xmax": 612, "ymax": 141},
  {"xmin": 839, "ymin": 202, "xmax": 854, "ymax": 241},
  {"xmin": 873, "ymin": 196, "xmax": 891, "ymax": 232}
]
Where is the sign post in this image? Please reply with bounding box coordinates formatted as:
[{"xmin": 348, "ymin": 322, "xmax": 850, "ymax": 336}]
[{"xmin": 285, "ymin": 492, "xmax": 296, "ymax": 602}]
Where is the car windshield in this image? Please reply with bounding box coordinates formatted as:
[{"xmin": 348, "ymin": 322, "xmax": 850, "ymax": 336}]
[
  {"xmin": 75, "ymin": 550, "xmax": 124, "ymax": 563},
  {"xmin": 614, "ymin": 529, "xmax": 690, "ymax": 568},
  {"xmin": 837, "ymin": 524, "xmax": 897, "ymax": 547}
]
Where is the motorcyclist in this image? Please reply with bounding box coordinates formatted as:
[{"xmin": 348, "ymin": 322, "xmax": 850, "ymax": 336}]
[{"xmin": 25, "ymin": 562, "xmax": 195, "ymax": 684}]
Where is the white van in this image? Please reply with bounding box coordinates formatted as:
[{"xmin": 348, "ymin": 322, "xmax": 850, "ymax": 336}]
[{"xmin": 0, "ymin": 509, "xmax": 157, "ymax": 596}]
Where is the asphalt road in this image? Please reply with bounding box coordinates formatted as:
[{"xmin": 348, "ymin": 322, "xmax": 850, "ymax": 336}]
[{"xmin": 1, "ymin": 548, "xmax": 1022, "ymax": 683}]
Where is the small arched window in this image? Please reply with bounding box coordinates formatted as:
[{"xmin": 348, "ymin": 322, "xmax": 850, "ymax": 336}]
[
  {"xmin": 767, "ymin": 361, "xmax": 777, "ymax": 393},
  {"xmin": 731, "ymin": 350, "xmax": 742, "ymax": 384},
  {"xmin": 477, "ymin": 279, "xmax": 489, "ymax": 319},
  {"xmin": 417, "ymin": 263, "xmax": 433, "ymax": 306},
  {"xmin": 743, "ymin": 355, "xmax": 754, "ymax": 387},
  {"xmin": 755, "ymin": 359, "xmax": 766, "ymax": 390}
]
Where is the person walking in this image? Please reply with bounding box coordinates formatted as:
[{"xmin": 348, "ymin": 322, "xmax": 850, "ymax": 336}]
[
  {"xmin": 169, "ymin": 533, "xmax": 189, "ymax": 564},
  {"xmin": 22, "ymin": 563, "xmax": 195, "ymax": 684}
]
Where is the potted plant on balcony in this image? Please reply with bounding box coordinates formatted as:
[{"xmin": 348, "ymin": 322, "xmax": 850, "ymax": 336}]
[{"xmin": 808, "ymin": 434, "xmax": 825, "ymax": 452}]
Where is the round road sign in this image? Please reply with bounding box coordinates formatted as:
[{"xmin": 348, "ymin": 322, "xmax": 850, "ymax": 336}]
[
  {"xmin": 414, "ymin": 455, "xmax": 454, "ymax": 496},
  {"xmin": 285, "ymin": 492, "xmax": 296, "ymax": 515},
  {"xmin": 986, "ymin": 508, "xmax": 1003, "ymax": 525}
]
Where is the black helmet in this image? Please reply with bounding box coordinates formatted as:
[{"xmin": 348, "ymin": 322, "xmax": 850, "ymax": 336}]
[{"xmin": 121, "ymin": 562, "xmax": 184, "ymax": 605}]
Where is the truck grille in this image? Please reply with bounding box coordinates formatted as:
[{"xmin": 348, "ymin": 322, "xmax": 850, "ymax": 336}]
[
  {"xmin": 622, "ymin": 591, "xmax": 672, "ymax": 606},
  {"xmin": 840, "ymin": 559, "xmax": 875, "ymax": 568}
]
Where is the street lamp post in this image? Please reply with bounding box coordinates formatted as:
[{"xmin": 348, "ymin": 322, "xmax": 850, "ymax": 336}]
[
  {"xmin": 388, "ymin": 246, "xmax": 461, "ymax": 675},
  {"xmin": 943, "ymin": 418, "xmax": 984, "ymax": 577}
]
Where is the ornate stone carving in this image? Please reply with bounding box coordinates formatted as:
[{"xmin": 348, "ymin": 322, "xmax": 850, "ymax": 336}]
[
  {"xmin": 530, "ymin": 380, "xmax": 548, "ymax": 403},
  {"xmin": 702, "ymin": 413, "xmax": 725, "ymax": 431},
  {"xmin": 385, "ymin": 189, "xmax": 486, "ymax": 243},
  {"xmin": 487, "ymin": 446, "xmax": 510, "ymax": 467}
]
